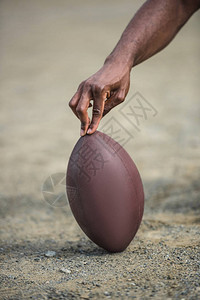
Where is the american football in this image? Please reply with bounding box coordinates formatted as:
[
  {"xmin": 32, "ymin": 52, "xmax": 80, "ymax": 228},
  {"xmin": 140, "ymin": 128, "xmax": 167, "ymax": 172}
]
[{"xmin": 66, "ymin": 131, "xmax": 144, "ymax": 252}]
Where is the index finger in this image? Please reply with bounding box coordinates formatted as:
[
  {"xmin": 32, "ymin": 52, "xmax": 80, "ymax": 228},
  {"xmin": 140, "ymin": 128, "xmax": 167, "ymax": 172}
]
[
  {"xmin": 69, "ymin": 90, "xmax": 81, "ymax": 118},
  {"xmin": 69, "ymin": 83, "xmax": 84, "ymax": 118},
  {"xmin": 76, "ymin": 88, "xmax": 92, "ymax": 136}
]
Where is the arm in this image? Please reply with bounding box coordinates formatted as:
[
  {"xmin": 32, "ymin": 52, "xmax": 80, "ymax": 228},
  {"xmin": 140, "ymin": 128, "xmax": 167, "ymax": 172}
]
[{"xmin": 69, "ymin": 0, "xmax": 200, "ymax": 136}]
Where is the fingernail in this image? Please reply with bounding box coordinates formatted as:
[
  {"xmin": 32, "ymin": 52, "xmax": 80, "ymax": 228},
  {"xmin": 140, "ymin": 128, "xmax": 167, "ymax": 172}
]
[
  {"xmin": 87, "ymin": 128, "xmax": 92, "ymax": 134},
  {"xmin": 80, "ymin": 129, "xmax": 85, "ymax": 136}
]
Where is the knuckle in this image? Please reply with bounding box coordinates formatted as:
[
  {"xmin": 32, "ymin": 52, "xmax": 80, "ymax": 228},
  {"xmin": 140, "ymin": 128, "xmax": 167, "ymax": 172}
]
[
  {"xmin": 92, "ymin": 83, "xmax": 105, "ymax": 94},
  {"xmin": 83, "ymin": 80, "xmax": 91, "ymax": 90},
  {"xmin": 76, "ymin": 105, "xmax": 86, "ymax": 116},
  {"xmin": 69, "ymin": 99, "xmax": 75, "ymax": 108},
  {"xmin": 116, "ymin": 95, "xmax": 125, "ymax": 104},
  {"xmin": 93, "ymin": 107, "xmax": 101, "ymax": 116}
]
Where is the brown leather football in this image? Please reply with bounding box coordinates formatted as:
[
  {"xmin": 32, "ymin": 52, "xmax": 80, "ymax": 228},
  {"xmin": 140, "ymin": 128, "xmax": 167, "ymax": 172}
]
[{"xmin": 66, "ymin": 131, "xmax": 144, "ymax": 252}]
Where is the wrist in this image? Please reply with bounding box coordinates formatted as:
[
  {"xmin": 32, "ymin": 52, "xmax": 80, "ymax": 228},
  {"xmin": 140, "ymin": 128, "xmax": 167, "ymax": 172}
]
[{"xmin": 104, "ymin": 48, "xmax": 134, "ymax": 72}]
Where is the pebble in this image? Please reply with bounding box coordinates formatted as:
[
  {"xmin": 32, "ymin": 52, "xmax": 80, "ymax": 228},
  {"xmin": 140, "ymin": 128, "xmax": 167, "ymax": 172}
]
[
  {"xmin": 45, "ymin": 251, "xmax": 56, "ymax": 257},
  {"xmin": 59, "ymin": 267, "xmax": 71, "ymax": 274},
  {"xmin": 34, "ymin": 257, "xmax": 41, "ymax": 261}
]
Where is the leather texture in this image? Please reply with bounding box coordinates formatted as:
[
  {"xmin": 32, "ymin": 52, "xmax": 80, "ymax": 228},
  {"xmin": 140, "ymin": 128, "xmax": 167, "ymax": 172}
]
[{"xmin": 66, "ymin": 131, "xmax": 144, "ymax": 252}]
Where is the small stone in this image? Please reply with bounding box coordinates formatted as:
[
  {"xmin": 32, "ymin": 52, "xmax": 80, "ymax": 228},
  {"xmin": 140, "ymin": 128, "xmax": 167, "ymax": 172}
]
[
  {"xmin": 34, "ymin": 257, "xmax": 40, "ymax": 261},
  {"xmin": 96, "ymin": 283, "xmax": 101, "ymax": 287},
  {"xmin": 59, "ymin": 267, "xmax": 71, "ymax": 274},
  {"xmin": 45, "ymin": 251, "xmax": 56, "ymax": 257}
]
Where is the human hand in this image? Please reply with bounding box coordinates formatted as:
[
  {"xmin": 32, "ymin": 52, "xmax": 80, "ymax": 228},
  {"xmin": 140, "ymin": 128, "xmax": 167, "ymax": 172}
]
[{"xmin": 69, "ymin": 60, "xmax": 131, "ymax": 136}]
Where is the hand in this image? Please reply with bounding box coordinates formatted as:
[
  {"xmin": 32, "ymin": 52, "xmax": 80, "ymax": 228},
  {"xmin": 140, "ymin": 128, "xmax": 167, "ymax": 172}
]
[{"xmin": 69, "ymin": 60, "xmax": 131, "ymax": 136}]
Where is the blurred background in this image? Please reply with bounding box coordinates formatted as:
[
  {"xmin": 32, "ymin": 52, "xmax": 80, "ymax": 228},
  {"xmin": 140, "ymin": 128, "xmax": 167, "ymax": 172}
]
[
  {"xmin": 0, "ymin": 0, "xmax": 199, "ymax": 298},
  {"xmin": 0, "ymin": 0, "xmax": 199, "ymax": 198}
]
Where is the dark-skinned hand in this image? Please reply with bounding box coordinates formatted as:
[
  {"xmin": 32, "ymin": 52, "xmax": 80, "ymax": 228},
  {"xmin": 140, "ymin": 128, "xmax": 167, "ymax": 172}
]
[
  {"xmin": 69, "ymin": 0, "xmax": 200, "ymax": 136},
  {"xmin": 69, "ymin": 61, "xmax": 131, "ymax": 136}
]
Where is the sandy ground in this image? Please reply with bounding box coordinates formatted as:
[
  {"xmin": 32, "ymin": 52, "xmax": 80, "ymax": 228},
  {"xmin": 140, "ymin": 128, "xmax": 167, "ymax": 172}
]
[{"xmin": 0, "ymin": 0, "xmax": 200, "ymax": 299}]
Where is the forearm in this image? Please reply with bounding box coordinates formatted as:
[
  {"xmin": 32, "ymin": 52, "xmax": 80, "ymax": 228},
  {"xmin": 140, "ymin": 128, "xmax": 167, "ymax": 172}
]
[
  {"xmin": 105, "ymin": 0, "xmax": 200, "ymax": 68},
  {"xmin": 69, "ymin": 0, "xmax": 199, "ymax": 135}
]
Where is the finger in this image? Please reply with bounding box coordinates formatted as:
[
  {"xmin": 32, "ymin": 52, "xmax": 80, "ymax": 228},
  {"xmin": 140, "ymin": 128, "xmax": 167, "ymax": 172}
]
[
  {"xmin": 103, "ymin": 90, "xmax": 126, "ymax": 117},
  {"xmin": 87, "ymin": 88, "xmax": 106, "ymax": 134},
  {"xmin": 76, "ymin": 89, "xmax": 92, "ymax": 136},
  {"xmin": 69, "ymin": 83, "xmax": 84, "ymax": 118},
  {"xmin": 69, "ymin": 91, "xmax": 81, "ymax": 118}
]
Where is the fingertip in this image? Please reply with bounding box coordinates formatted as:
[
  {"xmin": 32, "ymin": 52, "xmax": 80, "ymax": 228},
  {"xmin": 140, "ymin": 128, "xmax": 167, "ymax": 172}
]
[
  {"xmin": 80, "ymin": 129, "xmax": 85, "ymax": 136},
  {"xmin": 87, "ymin": 128, "xmax": 92, "ymax": 134},
  {"xmin": 87, "ymin": 125, "xmax": 98, "ymax": 135},
  {"xmin": 80, "ymin": 119, "xmax": 91, "ymax": 136}
]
